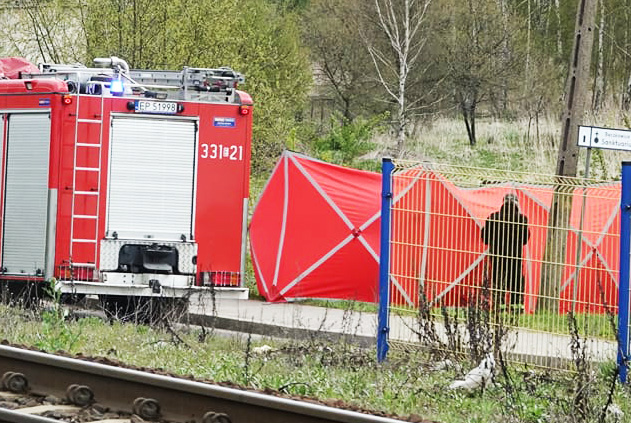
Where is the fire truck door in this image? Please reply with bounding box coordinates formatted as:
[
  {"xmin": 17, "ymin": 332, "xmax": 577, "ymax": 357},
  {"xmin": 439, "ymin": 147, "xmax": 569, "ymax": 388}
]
[
  {"xmin": 107, "ymin": 116, "xmax": 197, "ymax": 241},
  {"xmin": 2, "ymin": 113, "xmax": 51, "ymax": 276}
]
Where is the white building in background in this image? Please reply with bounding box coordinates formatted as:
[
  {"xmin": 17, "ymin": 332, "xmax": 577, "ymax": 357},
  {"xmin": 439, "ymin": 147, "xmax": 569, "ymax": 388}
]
[{"xmin": 0, "ymin": 0, "xmax": 85, "ymax": 64}]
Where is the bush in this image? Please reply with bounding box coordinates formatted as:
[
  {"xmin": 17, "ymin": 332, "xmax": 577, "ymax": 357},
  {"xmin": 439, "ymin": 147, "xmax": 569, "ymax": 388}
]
[{"xmin": 311, "ymin": 113, "xmax": 387, "ymax": 166}]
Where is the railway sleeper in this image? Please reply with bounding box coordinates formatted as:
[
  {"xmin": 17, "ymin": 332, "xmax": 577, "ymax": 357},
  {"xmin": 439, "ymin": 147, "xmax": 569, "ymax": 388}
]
[{"xmin": 0, "ymin": 375, "xmax": 229, "ymax": 423}]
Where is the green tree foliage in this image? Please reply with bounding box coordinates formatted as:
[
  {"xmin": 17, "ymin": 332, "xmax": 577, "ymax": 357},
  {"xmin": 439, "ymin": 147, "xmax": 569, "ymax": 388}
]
[
  {"xmin": 311, "ymin": 112, "xmax": 388, "ymax": 166},
  {"xmin": 81, "ymin": 0, "xmax": 311, "ymax": 172}
]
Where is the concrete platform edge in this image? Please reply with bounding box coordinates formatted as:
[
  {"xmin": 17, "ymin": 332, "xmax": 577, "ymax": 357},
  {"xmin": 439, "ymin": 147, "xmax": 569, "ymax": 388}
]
[{"xmin": 187, "ymin": 313, "xmax": 376, "ymax": 348}]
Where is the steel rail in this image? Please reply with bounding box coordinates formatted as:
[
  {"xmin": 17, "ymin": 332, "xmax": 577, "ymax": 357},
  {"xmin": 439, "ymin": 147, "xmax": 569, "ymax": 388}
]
[
  {"xmin": 0, "ymin": 408, "xmax": 61, "ymax": 423},
  {"xmin": 0, "ymin": 345, "xmax": 408, "ymax": 423}
]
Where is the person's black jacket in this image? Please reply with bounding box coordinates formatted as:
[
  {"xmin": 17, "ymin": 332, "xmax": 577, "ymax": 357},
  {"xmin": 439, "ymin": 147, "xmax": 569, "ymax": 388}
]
[{"xmin": 481, "ymin": 196, "xmax": 530, "ymax": 305}]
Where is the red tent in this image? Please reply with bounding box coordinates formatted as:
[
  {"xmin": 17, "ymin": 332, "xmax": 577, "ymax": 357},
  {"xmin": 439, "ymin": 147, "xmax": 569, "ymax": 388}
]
[
  {"xmin": 251, "ymin": 154, "xmax": 620, "ymax": 313},
  {"xmin": 249, "ymin": 151, "xmax": 382, "ymax": 302}
]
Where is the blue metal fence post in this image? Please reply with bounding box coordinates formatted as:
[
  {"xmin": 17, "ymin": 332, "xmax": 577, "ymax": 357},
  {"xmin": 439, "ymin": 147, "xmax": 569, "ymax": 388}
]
[
  {"xmin": 377, "ymin": 157, "xmax": 394, "ymax": 363},
  {"xmin": 619, "ymin": 161, "xmax": 631, "ymax": 383}
]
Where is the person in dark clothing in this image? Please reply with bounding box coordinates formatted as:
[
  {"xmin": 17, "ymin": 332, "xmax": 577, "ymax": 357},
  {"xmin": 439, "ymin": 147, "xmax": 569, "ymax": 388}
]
[{"xmin": 481, "ymin": 193, "xmax": 530, "ymax": 309}]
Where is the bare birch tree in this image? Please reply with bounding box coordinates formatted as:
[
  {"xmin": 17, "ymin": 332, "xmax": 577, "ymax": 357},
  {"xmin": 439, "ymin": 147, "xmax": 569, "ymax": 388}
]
[{"xmin": 362, "ymin": 0, "xmax": 432, "ymax": 156}]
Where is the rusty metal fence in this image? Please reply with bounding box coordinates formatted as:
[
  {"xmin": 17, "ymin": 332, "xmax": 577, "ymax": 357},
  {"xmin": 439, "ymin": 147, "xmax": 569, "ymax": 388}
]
[{"xmin": 377, "ymin": 159, "xmax": 620, "ymax": 369}]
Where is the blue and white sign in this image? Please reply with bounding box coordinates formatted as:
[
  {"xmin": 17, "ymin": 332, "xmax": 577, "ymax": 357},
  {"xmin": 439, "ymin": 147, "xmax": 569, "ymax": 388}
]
[
  {"xmin": 38, "ymin": 98, "xmax": 50, "ymax": 106},
  {"xmin": 213, "ymin": 117, "xmax": 236, "ymax": 128},
  {"xmin": 578, "ymin": 125, "xmax": 631, "ymax": 152}
]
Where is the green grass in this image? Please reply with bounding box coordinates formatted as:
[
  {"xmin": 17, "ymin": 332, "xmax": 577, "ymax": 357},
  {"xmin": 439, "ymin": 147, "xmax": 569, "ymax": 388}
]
[
  {"xmin": 514, "ymin": 311, "xmax": 617, "ymax": 339},
  {"xmin": 406, "ymin": 117, "xmax": 560, "ymax": 174},
  {"xmin": 392, "ymin": 306, "xmax": 618, "ymax": 340},
  {"xmin": 365, "ymin": 115, "xmax": 630, "ymax": 179},
  {"xmin": 294, "ymin": 299, "xmax": 379, "ymax": 313},
  {"xmin": 0, "ymin": 304, "xmax": 629, "ymax": 423}
]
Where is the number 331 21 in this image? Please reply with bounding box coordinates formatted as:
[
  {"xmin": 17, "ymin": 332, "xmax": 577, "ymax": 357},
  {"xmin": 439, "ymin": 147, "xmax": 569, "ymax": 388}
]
[{"xmin": 200, "ymin": 144, "xmax": 243, "ymax": 161}]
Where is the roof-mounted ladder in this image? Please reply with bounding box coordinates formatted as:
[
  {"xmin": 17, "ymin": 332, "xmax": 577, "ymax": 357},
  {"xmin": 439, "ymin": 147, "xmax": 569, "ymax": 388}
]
[{"xmin": 32, "ymin": 59, "xmax": 244, "ymax": 102}]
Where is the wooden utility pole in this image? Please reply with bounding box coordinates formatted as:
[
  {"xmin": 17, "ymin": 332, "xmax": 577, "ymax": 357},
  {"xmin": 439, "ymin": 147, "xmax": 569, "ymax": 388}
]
[
  {"xmin": 539, "ymin": 0, "xmax": 597, "ymax": 312},
  {"xmin": 556, "ymin": 0, "xmax": 597, "ymax": 177}
]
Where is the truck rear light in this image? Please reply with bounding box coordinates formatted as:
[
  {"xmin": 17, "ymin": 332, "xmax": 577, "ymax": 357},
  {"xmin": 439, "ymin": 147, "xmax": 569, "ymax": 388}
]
[
  {"xmin": 62, "ymin": 95, "xmax": 73, "ymax": 105},
  {"xmin": 239, "ymin": 105, "xmax": 251, "ymax": 115},
  {"xmin": 59, "ymin": 266, "xmax": 71, "ymax": 279},
  {"xmin": 201, "ymin": 271, "xmax": 241, "ymax": 287}
]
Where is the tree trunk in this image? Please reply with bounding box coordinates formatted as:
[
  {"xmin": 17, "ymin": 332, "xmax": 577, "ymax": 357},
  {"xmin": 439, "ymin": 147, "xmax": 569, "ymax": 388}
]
[
  {"xmin": 396, "ymin": 101, "xmax": 407, "ymax": 155},
  {"xmin": 524, "ymin": 0, "xmax": 531, "ymax": 96},
  {"xmin": 592, "ymin": 0, "xmax": 605, "ymax": 112},
  {"xmin": 343, "ymin": 97, "xmax": 352, "ymax": 122},
  {"xmin": 470, "ymin": 104, "xmax": 476, "ymax": 146},
  {"xmin": 495, "ymin": 0, "xmax": 509, "ymax": 116},
  {"xmin": 461, "ymin": 103, "xmax": 476, "ymax": 146},
  {"xmin": 554, "ymin": 0, "xmax": 563, "ymax": 57},
  {"xmin": 623, "ymin": 3, "xmax": 631, "ymax": 110}
]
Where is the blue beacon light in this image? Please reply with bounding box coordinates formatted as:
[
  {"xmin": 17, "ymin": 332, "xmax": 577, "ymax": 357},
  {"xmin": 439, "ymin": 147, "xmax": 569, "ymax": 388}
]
[{"xmin": 110, "ymin": 78, "xmax": 124, "ymax": 96}]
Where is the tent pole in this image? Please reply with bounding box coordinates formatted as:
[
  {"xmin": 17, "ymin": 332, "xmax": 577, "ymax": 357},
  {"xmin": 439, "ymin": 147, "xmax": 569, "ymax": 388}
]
[
  {"xmin": 418, "ymin": 175, "xmax": 432, "ymax": 292},
  {"xmin": 377, "ymin": 157, "xmax": 394, "ymax": 363}
]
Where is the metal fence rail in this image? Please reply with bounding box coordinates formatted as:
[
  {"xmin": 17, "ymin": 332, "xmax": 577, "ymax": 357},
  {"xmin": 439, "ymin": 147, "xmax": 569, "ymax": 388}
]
[{"xmin": 379, "ymin": 159, "xmax": 620, "ymax": 369}]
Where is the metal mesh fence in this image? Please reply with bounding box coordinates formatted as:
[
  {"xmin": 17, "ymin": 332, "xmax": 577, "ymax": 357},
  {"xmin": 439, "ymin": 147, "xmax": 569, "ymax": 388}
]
[{"xmin": 386, "ymin": 160, "xmax": 620, "ymax": 369}]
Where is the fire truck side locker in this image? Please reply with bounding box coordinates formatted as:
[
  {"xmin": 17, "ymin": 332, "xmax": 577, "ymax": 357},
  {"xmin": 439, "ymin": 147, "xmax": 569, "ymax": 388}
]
[
  {"xmin": 0, "ymin": 77, "xmax": 68, "ymax": 301},
  {"xmin": 4, "ymin": 113, "xmax": 50, "ymax": 276}
]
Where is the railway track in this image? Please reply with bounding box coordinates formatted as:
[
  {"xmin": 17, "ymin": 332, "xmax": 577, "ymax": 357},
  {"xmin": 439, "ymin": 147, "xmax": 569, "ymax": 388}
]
[{"xmin": 0, "ymin": 344, "xmax": 410, "ymax": 423}]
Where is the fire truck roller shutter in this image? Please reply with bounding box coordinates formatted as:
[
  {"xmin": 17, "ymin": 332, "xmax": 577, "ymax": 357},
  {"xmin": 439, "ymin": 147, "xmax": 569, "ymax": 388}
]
[
  {"xmin": 2, "ymin": 113, "xmax": 51, "ymax": 275},
  {"xmin": 107, "ymin": 117, "xmax": 197, "ymax": 242}
]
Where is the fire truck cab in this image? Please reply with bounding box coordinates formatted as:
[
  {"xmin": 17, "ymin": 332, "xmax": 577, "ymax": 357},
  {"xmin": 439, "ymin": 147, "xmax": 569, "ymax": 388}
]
[{"xmin": 0, "ymin": 56, "xmax": 252, "ymax": 306}]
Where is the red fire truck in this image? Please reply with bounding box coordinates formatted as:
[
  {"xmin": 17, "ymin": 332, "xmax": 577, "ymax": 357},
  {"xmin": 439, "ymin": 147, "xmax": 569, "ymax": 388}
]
[{"xmin": 0, "ymin": 56, "xmax": 252, "ymax": 309}]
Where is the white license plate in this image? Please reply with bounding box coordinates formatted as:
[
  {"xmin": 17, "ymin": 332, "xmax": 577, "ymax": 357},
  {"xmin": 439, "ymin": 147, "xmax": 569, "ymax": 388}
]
[{"xmin": 134, "ymin": 100, "xmax": 177, "ymax": 114}]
